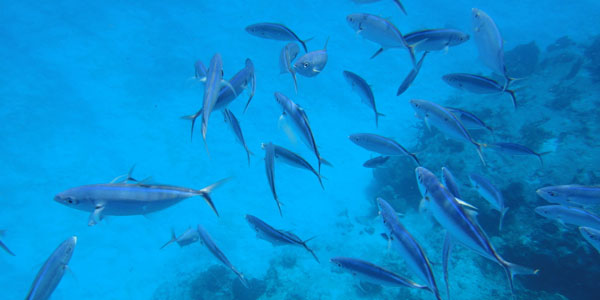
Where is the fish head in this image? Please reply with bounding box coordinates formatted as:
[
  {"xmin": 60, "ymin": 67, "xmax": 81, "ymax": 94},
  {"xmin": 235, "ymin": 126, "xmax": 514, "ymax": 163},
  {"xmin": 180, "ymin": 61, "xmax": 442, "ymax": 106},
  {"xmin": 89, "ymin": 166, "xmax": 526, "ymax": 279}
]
[
  {"xmin": 415, "ymin": 167, "xmax": 437, "ymax": 199},
  {"xmin": 348, "ymin": 133, "xmax": 364, "ymax": 145},
  {"xmin": 245, "ymin": 214, "xmax": 260, "ymax": 231},
  {"xmin": 57, "ymin": 236, "xmax": 78, "ymax": 265},
  {"xmin": 329, "ymin": 257, "xmax": 347, "ymax": 270},
  {"xmin": 534, "ymin": 206, "xmax": 558, "ymax": 219},
  {"xmin": 376, "ymin": 197, "xmax": 397, "ymax": 226},
  {"xmin": 449, "ymin": 31, "xmax": 470, "ymax": 46},
  {"xmin": 536, "ymin": 186, "xmax": 567, "ymax": 204},
  {"xmin": 245, "ymin": 24, "xmax": 263, "ymax": 36},
  {"xmin": 441, "ymin": 74, "xmax": 463, "ymax": 88},
  {"xmin": 54, "ymin": 187, "xmax": 85, "ymax": 208},
  {"xmin": 409, "ymin": 99, "xmax": 428, "ymax": 118},
  {"xmin": 274, "ymin": 92, "xmax": 292, "ymax": 111},
  {"xmin": 346, "ymin": 14, "xmax": 365, "ymax": 32}
]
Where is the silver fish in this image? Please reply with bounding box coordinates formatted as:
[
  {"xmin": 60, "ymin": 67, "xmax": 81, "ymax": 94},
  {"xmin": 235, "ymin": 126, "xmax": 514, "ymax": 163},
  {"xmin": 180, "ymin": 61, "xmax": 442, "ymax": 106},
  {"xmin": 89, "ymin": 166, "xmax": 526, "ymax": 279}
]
[
  {"xmin": 377, "ymin": 197, "xmax": 442, "ymax": 300},
  {"xmin": 535, "ymin": 205, "xmax": 600, "ymax": 230},
  {"xmin": 410, "ymin": 99, "xmax": 485, "ymax": 166},
  {"xmin": 396, "ymin": 52, "xmax": 427, "ymax": 96},
  {"xmin": 0, "ymin": 230, "xmax": 15, "ymax": 256},
  {"xmin": 404, "ymin": 29, "xmax": 470, "ymax": 52},
  {"xmin": 246, "ymin": 214, "xmax": 319, "ymax": 263},
  {"xmin": 262, "ymin": 142, "xmax": 282, "ymax": 216},
  {"xmin": 349, "ymin": 133, "xmax": 420, "ymax": 166},
  {"xmin": 469, "ymin": 173, "xmax": 509, "ymax": 231},
  {"xmin": 536, "ymin": 185, "xmax": 600, "ymax": 207},
  {"xmin": 441, "ymin": 167, "xmax": 461, "ymax": 199},
  {"xmin": 54, "ymin": 173, "xmax": 230, "ymax": 226},
  {"xmin": 26, "ymin": 236, "xmax": 77, "ymax": 300},
  {"xmin": 488, "ymin": 142, "xmax": 546, "ymax": 166},
  {"xmin": 579, "ymin": 227, "xmax": 600, "ymax": 254},
  {"xmin": 330, "ymin": 257, "xmax": 428, "ymax": 290},
  {"xmin": 415, "ymin": 167, "xmax": 537, "ymax": 299},
  {"xmin": 346, "ymin": 13, "xmax": 415, "ymax": 64},
  {"xmin": 272, "ymin": 143, "xmax": 324, "ymax": 189},
  {"xmin": 160, "ymin": 227, "xmax": 200, "ymax": 249},
  {"xmin": 201, "ymin": 53, "xmax": 228, "ymax": 145},
  {"xmin": 245, "ymin": 23, "xmax": 308, "ymax": 52},
  {"xmin": 223, "ymin": 108, "xmax": 253, "ymax": 164},
  {"xmin": 343, "ymin": 70, "xmax": 384, "ymax": 127},
  {"xmin": 197, "ymin": 225, "xmax": 249, "ymax": 287},
  {"xmin": 363, "ymin": 156, "xmax": 390, "ymax": 168},
  {"xmin": 279, "ymin": 43, "xmax": 300, "ymax": 93},
  {"xmin": 442, "ymin": 73, "xmax": 516, "ymax": 109},
  {"xmin": 471, "ymin": 8, "xmax": 510, "ymax": 87},
  {"xmin": 445, "ymin": 107, "xmax": 493, "ymax": 132},
  {"xmin": 351, "ymin": 0, "xmax": 407, "ymax": 15},
  {"xmin": 294, "ymin": 38, "xmax": 328, "ymax": 77}
]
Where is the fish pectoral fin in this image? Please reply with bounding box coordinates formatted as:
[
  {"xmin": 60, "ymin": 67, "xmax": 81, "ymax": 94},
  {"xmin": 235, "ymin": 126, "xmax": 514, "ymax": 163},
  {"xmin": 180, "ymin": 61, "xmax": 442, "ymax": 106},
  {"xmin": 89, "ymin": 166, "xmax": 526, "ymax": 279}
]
[
  {"xmin": 455, "ymin": 198, "xmax": 479, "ymax": 212},
  {"xmin": 88, "ymin": 205, "xmax": 105, "ymax": 227},
  {"xmin": 220, "ymin": 80, "xmax": 238, "ymax": 97},
  {"xmin": 278, "ymin": 115, "xmax": 298, "ymax": 145}
]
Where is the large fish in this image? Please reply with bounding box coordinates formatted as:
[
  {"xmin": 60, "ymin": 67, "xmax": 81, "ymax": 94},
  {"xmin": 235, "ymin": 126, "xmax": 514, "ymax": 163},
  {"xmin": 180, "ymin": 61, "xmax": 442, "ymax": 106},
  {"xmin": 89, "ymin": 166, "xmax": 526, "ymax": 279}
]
[
  {"xmin": 469, "ymin": 173, "xmax": 509, "ymax": 231},
  {"xmin": 404, "ymin": 29, "xmax": 470, "ymax": 52},
  {"xmin": 245, "ymin": 214, "xmax": 319, "ymax": 263},
  {"xmin": 223, "ymin": 109, "xmax": 253, "ymax": 164},
  {"xmin": 0, "ymin": 230, "xmax": 15, "ymax": 256},
  {"xmin": 415, "ymin": 167, "xmax": 537, "ymax": 299},
  {"xmin": 442, "ymin": 73, "xmax": 516, "ymax": 109},
  {"xmin": 396, "ymin": 52, "xmax": 427, "ymax": 96},
  {"xmin": 445, "ymin": 107, "xmax": 493, "ymax": 132},
  {"xmin": 279, "ymin": 43, "xmax": 300, "ymax": 93},
  {"xmin": 330, "ymin": 257, "xmax": 429, "ymax": 290},
  {"xmin": 272, "ymin": 143, "xmax": 324, "ymax": 189},
  {"xmin": 471, "ymin": 8, "xmax": 510, "ymax": 88},
  {"xmin": 351, "ymin": 0, "xmax": 407, "ymax": 15},
  {"xmin": 441, "ymin": 167, "xmax": 462, "ymax": 199},
  {"xmin": 343, "ymin": 70, "xmax": 384, "ymax": 127},
  {"xmin": 294, "ymin": 38, "xmax": 328, "ymax": 77},
  {"xmin": 201, "ymin": 53, "xmax": 235, "ymax": 146},
  {"xmin": 346, "ymin": 13, "xmax": 415, "ymax": 64},
  {"xmin": 197, "ymin": 225, "xmax": 249, "ymax": 287},
  {"xmin": 579, "ymin": 227, "xmax": 600, "ymax": 254},
  {"xmin": 262, "ymin": 142, "xmax": 282, "ymax": 216},
  {"xmin": 26, "ymin": 236, "xmax": 77, "ymax": 300},
  {"xmin": 377, "ymin": 198, "xmax": 442, "ymax": 300},
  {"xmin": 410, "ymin": 99, "xmax": 485, "ymax": 166},
  {"xmin": 160, "ymin": 227, "xmax": 200, "ymax": 249},
  {"xmin": 245, "ymin": 23, "xmax": 309, "ymax": 52},
  {"xmin": 535, "ymin": 205, "xmax": 600, "ymax": 230},
  {"xmin": 536, "ymin": 185, "xmax": 600, "ymax": 207},
  {"xmin": 349, "ymin": 133, "xmax": 420, "ymax": 165},
  {"xmin": 488, "ymin": 142, "xmax": 546, "ymax": 166},
  {"xmin": 55, "ymin": 173, "xmax": 230, "ymax": 226}
]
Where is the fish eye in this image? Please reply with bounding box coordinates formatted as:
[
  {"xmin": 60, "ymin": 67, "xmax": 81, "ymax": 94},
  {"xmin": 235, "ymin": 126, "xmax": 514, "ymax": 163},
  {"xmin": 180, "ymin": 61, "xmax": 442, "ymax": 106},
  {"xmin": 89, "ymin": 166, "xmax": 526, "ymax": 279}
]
[
  {"xmin": 549, "ymin": 192, "xmax": 556, "ymax": 197},
  {"xmin": 66, "ymin": 197, "xmax": 77, "ymax": 204},
  {"xmin": 303, "ymin": 62, "xmax": 310, "ymax": 68}
]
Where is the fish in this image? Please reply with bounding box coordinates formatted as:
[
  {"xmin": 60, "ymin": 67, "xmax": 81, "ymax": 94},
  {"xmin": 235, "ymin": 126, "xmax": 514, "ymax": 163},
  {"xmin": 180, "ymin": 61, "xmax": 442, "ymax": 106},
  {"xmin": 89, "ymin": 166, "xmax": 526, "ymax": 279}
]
[
  {"xmin": 441, "ymin": 167, "xmax": 461, "ymax": 199},
  {"xmin": 346, "ymin": 13, "xmax": 415, "ymax": 65},
  {"xmin": 279, "ymin": 43, "xmax": 300, "ymax": 93},
  {"xmin": 342, "ymin": 70, "xmax": 384, "ymax": 127},
  {"xmin": 330, "ymin": 257, "xmax": 429, "ymax": 290},
  {"xmin": 294, "ymin": 38, "xmax": 328, "ymax": 77},
  {"xmin": 445, "ymin": 107, "xmax": 493, "ymax": 132},
  {"xmin": 442, "ymin": 73, "xmax": 516, "ymax": 109},
  {"xmin": 245, "ymin": 23, "xmax": 309, "ymax": 52},
  {"xmin": 223, "ymin": 109, "xmax": 253, "ymax": 164},
  {"xmin": 536, "ymin": 185, "xmax": 600, "ymax": 207},
  {"xmin": 0, "ymin": 230, "xmax": 15, "ymax": 256},
  {"xmin": 410, "ymin": 99, "xmax": 485, "ymax": 166},
  {"xmin": 183, "ymin": 58, "xmax": 256, "ymax": 140},
  {"xmin": 262, "ymin": 142, "xmax": 282, "ymax": 216},
  {"xmin": 271, "ymin": 143, "xmax": 324, "ymax": 189},
  {"xmin": 404, "ymin": 29, "xmax": 470, "ymax": 52},
  {"xmin": 245, "ymin": 214, "xmax": 319, "ymax": 263},
  {"xmin": 579, "ymin": 227, "xmax": 600, "ymax": 254},
  {"xmin": 377, "ymin": 197, "xmax": 442, "ymax": 300},
  {"xmin": 160, "ymin": 227, "xmax": 200, "ymax": 249},
  {"xmin": 535, "ymin": 205, "xmax": 600, "ymax": 230},
  {"xmin": 274, "ymin": 92, "xmax": 329, "ymax": 173},
  {"xmin": 197, "ymin": 225, "xmax": 249, "ymax": 287},
  {"xmin": 469, "ymin": 173, "xmax": 509, "ymax": 231},
  {"xmin": 471, "ymin": 8, "xmax": 511, "ymax": 88},
  {"xmin": 351, "ymin": 0, "xmax": 407, "ymax": 15},
  {"xmin": 396, "ymin": 52, "xmax": 427, "ymax": 96},
  {"xmin": 349, "ymin": 133, "xmax": 420, "ymax": 166},
  {"xmin": 201, "ymin": 53, "xmax": 234, "ymax": 146},
  {"xmin": 54, "ymin": 173, "xmax": 231, "ymax": 226},
  {"xmin": 487, "ymin": 142, "xmax": 546, "ymax": 166},
  {"xmin": 26, "ymin": 236, "xmax": 77, "ymax": 300},
  {"xmin": 415, "ymin": 167, "xmax": 537, "ymax": 299},
  {"xmin": 363, "ymin": 156, "xmax": 390, "ymax": 168}
]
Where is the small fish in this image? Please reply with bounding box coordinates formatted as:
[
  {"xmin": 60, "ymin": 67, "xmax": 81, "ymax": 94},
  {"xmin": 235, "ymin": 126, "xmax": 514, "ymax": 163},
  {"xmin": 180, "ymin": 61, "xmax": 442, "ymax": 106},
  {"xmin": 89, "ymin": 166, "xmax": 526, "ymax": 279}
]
[
  {"xmin": 246, "ymin": 23, "xmax": 309, "ymax": 52},
  {"xmin": 441, "ymin": 167, "xmax": 461, "ymax": 199},
  {"xmin": 445, "ymin": 107, "xmax": 493, "ymax": 132},
  {"xmin": 160, "ymin": 227, "xmax": 200, "ymax": 249},
  {"xmin": 535, "ymin": 205, "xmax": 600, "ymax": 230},
  {"xmin": 377, "ymin": 198, "xmax": 442, "ymax": 300},
  {"xmin": 346, "ymin": 13, "xmax": 415, "ymax": 64},
  {"xmin": 396, "ymin": 52, "xmax": 427, "ymax": 96},
  {"xmin": 271, "ymin": 143, "xmax": 324, "ymax": 189},
  {"xmin": 410, "ymin": 99, "xmax": 485, "ymax": 166},
  {"xmin": 469, "ymin": 173, "xmax": 509, "ymax": 231},
  {"xmin": 294, "ymin": 38, "xmax": 328, "ymax": 77},
  {"xmin": 0, "ymin": 230, "xmax": 15, "ymax": 256},
  {"xmin": 536, "ymin": 185, "xmax": 600, "ymax": 207},
  {"xmin": 404, "ymin": 29, "xmax": 470, "ymax": 52},
  {"xmin": 471, "ymin": 8, "xmax": 511, "ymax": 88},
  {"xmin": 579, "ymin": 227, "xmax": 600, "ymax": 254},
  {"xmin": 223, "ymin": 109, "xmax": 253, "ymax": 164},
  {"xmin": 442, "ymin": 73, "xmax": 516, "ymax": 109},
  {"xmin": 197, "ymin": 225, "xmax": 249, "ymax": 287},
  {"xmin": 279, "ymin": 43, "xmax": 300, "ymax": 93},
  {"xmin": 201, "ymin": 53, "xmax": 232, "ymax": 146},
  {"xmin": 26, "ymin": 236, "xmax": 77, "ymax": 300},
  {"xmin": 363, "ymin": 156, "xmax": 390, "ymax": 168},
  {"xmin": 351, "ymin": 0, "xmax": 407, "ymax": 15},
  {"xmin": 262, "ymin": 142, "xmax": 282, "ymax": 216},
  {"xmin": 330, "ymin": 257, "xmax": 429, "ymax": 290},
  {"xmin": 343, "ymin": 70, "xmax": 384, "ymax": 127},
  {"xmin": 246, "ymin": 214, "xmax": 319, "ymax": 263},
  {"xmin": 487, "ymin": 142, "xmax": 546, "ymax": 166},
  {"xmin": 349, "ymin": 133, "xmax": 420, "ymax": 166}
]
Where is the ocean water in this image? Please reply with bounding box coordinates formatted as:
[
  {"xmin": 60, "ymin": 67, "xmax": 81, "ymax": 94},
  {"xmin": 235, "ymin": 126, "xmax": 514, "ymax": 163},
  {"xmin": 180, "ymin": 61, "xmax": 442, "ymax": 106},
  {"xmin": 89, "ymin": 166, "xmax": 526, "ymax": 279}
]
[{"xmin": 1, "ymin": 0, "xmax": 600, "ymax": 299}]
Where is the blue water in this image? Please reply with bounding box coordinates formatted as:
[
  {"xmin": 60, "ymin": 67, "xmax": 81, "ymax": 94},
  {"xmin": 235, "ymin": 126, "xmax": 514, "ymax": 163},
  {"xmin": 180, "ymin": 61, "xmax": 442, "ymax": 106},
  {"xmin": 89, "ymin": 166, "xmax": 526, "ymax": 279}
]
[{"xmin": 1, "ymin": 0, "xmax": 600, "ymax": 299}]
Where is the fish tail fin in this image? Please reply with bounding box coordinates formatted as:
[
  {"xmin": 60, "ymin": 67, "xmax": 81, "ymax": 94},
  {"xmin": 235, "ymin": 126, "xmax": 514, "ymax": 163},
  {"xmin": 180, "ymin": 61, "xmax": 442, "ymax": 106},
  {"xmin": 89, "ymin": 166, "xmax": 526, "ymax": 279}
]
[
  {"xmin": 392, "ymin": 0, "xmax": 407, "ymax": 15},
  {"xmin": 506, "ymin": 89, "xmax": 517, "ymax": 110},
  {"xmin": 375, "ymin": 112, "xmax": 385, "ymax": 127},
  {"xmin": 233, "ymin": 268, "xmax": 250, "ymax": 288},
  {"xmin": 0, "ymin": 240, "xmax": 15, "ymax": 256},
  {"xmin": 317, "ymin": 173, "xmax": 325, "ymax": 190},
  {"xmin": 291, "ymin": 72, "xmax": 298, "ymax": 94},
  {"xmin": 243, "ymin": 73, "xmax": 256, "ymax": 114},
  {"xmin": 500, "ymin": 259, "xmax": 539, "ymax": 299},
  {"xmin": 302, "ymin": 236, "xmax": 320, "ymax": 263},
  {"xmin": 370, "ymin": 48, "xmax": 385, "ymax": 59},
  {"xmin": 181, "ymin": 109, "xmax": 202, "ymax": 142},
  {"xmin": 499, "ymin": 207, "xmax": 509, "ymax": 231},
  {"xmin": 474, "ymin": 141, "xmax": 487, "ymax": 167},
  {"xmin": 246, "ymin": 148, "xmax": 254, "ymax": 166},
  {"xmin": 160, "ymin": 229, "xmax": 177, "ymax": 250},
  {"xmin": 411, "ymin": 153, "xmax": 421, "ymax": 166},
  {"xmin": 196, "ymin": 177, "xmax": 233, "ymax": 217},
  {"xmin": 299, "ymin": 37, "xmax": 314, "ymax": 53},
  {"xmin": 319, "ymin": 157, "xmax": 333, "ymax": 167},
  {"xmin": 537, "ymin": 151, "xmax": 551, "ymax": 167},
  {"xmin": 407, "ymin": 45, "xmax": 417, "ymax": 68}
]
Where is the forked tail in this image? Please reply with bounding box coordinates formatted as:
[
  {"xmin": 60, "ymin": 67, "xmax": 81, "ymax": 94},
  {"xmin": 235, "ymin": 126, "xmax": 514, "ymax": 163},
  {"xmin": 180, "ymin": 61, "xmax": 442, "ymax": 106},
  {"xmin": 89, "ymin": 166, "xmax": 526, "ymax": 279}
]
[{"xmin": 196, "ymin": 177, "xmax": 233, "ymax": 217}]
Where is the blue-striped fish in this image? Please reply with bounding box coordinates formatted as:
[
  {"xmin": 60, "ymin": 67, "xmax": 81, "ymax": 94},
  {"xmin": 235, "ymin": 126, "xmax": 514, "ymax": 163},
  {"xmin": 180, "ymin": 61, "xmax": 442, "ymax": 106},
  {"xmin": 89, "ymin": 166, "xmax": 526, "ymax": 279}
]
[
  {"xmin": 535, "ymin": 205, "xmax": 600, "ymax": 230},
  {"xmin": 579, "ymin": 227, "xmax": 600, "ymax": 254},
  {"xmin": 469, "ymin": 173, "xmax": 509, "ymax": 231},
  {"xmin": 471, "ymin": 8, "xmax": 511, "ymax": 88},
  {"xmin": 377, "ymin": 197, "xmax": 442, "ymax": 300},
  {"xmin": 294, "ymin": 38, "xmax": 328, "ymax": 77},
  {"xmin": 26, "ymin": 236, "xmax": 77, "ymax": 300},
  {"xmin": 0, "ymin": 230, "xmax": 15, "ymax": 256},
  {"xmin": 351, "ymin": 0, "xmax": 407, "ymax": 15},
  {"xmin": 488, "ymin": 142, "xmax": 546, "ymax": 166},
  {"xmin": 330, "ymin": 257, "xmax": 429, "ymax": 290},
  {"xmin": 343, "ymin": 70, "xmax": 384, "ymax": 127},
  {"xmin": 262, "ymin": 142, "xmax": 282, "ymax": 216},
  {"xmin": 349, "ymin": 133, "xmax": 420, "ymax": 166},
  {"xmin": 246, "ymin": 23, "xmax": 309, "ymax": 52},
  {"xmin": 245, "ymin": 214, "xmax": 319, "ymax": 263},
  {"xmin": 272, "ymin": 143, "xmax": 324, "ymax": 189},
  {"xmin": 441, "ymin": 167, "xmax": 461, "ymax": 199},
  {"xmin": 396, "ymin": 52, "xmax": 427, "ymax": 96},
  {"xmin": 223, "ymin": 109, "xmax": 253, "ymax": 164},
  {"xmin": 197, "ymin": 225, "xmax": 249, "ymax": 287},
  {"xmin": 442, "ymin": 73, "xmax": 516, "ymax": 109},
  {"xmin": 363, "ymin": 156, "xmax": 390, "ymax": 168},
  {"xmin": 201, "ymin": 53, "xmax": 235, "ymax": 145},
  {"xmin": 537, "ymin": 185, "xmax": 600, "ymax": 207},
  {"xmin": 445, "ymin": 107, "xmax": 493, "ymax": 132},
  {"xmin": 280, "ymin": 43, "xmax": 300, "ymax": 93},
  {"xmin": 415, "ymin": 167, "xmax": 537, "ymax": 299},
  {"xmin": 160, "ymin": 227, "xmax": 200, "ymax": 249},
  {"xmin": 404, "ymin": 29, "xmax": 469, "ymax": 52}
]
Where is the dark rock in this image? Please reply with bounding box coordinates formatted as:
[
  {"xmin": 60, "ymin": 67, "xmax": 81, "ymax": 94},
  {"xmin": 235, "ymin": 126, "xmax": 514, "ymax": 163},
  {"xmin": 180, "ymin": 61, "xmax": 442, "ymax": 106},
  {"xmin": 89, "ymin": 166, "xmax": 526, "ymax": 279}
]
[
  {"xmin": 505, "ymin": 41, "xmax": 540, "ymax": 78},
  {"xmin": 547, "ymin": 36, "xmax": 576, "ymax": 52},
  {"xmin": 584, "ymin": 35, "xmax": 600, "ymax": 83},
  {"xmin": 232, "ymin": 278, "xmax": 267, "ymax": 300}
]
